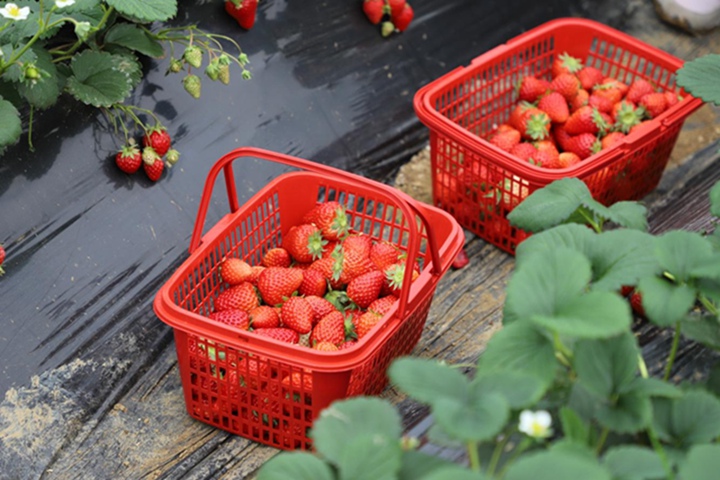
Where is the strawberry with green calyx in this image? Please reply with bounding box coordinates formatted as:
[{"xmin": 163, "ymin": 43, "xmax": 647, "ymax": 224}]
[
  {"xmin": 369, "ymin": 241, "xmax": 401, "ymax": 272},
  {"xmin": 298, "ymin": 268, "xmax": 328, "ymax": 297},
  {"xmin": 249, "ymin": 305, "xmax": 280, "ymax": 329},
  {"xmin": 205, "ymin": 59, "xmax": 220, "ymax": 81},
  {"xmin": 183, "ymin": 45, "xmax": 203, "ymax": 68},
  {"xmin": 613, "ymin": 101, "xmax": 645, "ymax": 133},
  {"xmin": 563, "ymin": 132, "xmax": 601, "ymax": 160},
  {"xmin": 570, "ymin": 89, "xmax": 589, "ymax": 112},
  {"xmin": 115, "ymin": 144, "xmax": 142, "ymax": 174},
  {"xmin": 303, "ymin": 201, "xmax": 350, "ymax": 241},
  {"xmin": 664, "ymin": 91, "xmax": 681, "ymax": 108},
  {"xmin": 355, "ymin": 311, "xmax": 383, "ymax": 339},
  {"xmin": 537, "ymin": 91, "xmax": 569, "ymax": 123},
  {"xmin": 392, "ymin": 3, "xmax": 414, "ymax": 32},
  {"xmin": 310, "ymin": 311, "xmax": 352, "ymax": 346},
  {"xmin": 225, "ymin": 0, "xmax": 258, "ymax": 30},
  {"xmin": 363, "ymin": 0, "xmax": 385, "ymax": 24},
  {"xmin": 557, "ymin": 151, "xmax": 582, "ymax": 168},
  {"xmin": 218, "ymin": 64, "xmax": 231, "ymax": 85},
  {"xmin": 0, "ymin": 244, "xmax": 5, "ymax": 276},
  {"xmin": 305, "ymin": 295, "xmax": 337, "ymax": 324},
  {"xmin": 285, "ymin": 224, "xmax": 326, "ymax": 263},
  {"xmin": 182, "ymin": 74, "xmax": 202, "ymax": 99},
  {"xmin": 639, "ymin": 92, "xmax": 668, "ymax": 118},
  {"xmin": 142, "ymin": 146, "xmax": 164, "ymax": 181},
  {"xmin": 280, "ymin": 296, "xmax": 314, "ymax": 334},
  {"xmin": 165, "ymin": 149, "xmax": 180, "ymax": 168},
  {"xmin": 577, "ymin": 66, "xmax": 604, "ymax": 91},
  {"xmin": 564, "ymin": 106, "xmax": 610, "ymax": 136},
  {"xmin": 143, "ymin": 126, "xmax": 171, "ymax": 156},
  {"xmin": 601, "ymin": 131, "xmax": 626, "ymax": 150},
  {"xmin": 517, "ymin": 108, "xmax": 551, "ymax": 141},
  {"xmin": 324, "ymin": 289, "xmax": 353, "ymax": 312},
  {"xmin": 387, "ymin": 0, "xmax": 406, "ymax": 17},
  {"xmin": 257, "ymin": 267, "xmax": 304, "ymax": 306},
  {"xmin": 219, "ymin": 258, "xmax": 253, "ymax": 285},
  {"xmin": 215, "ymin": 282, "xmax": 260, "ymax": 311},
  {"xmin": 367, "ymin": 295, "xmax": 398, "ymax": 315},
  {"xmin": 551, "ymin": 52, "xmax": 583, "ymax": 78},
  {"xmin": 549, "ymin": 73, "xmax": 581, "ymax": 102},
  {"xmin": 488, "ymin": 124, "xmax": 521, "ymax": 152},
  {"xmin": 626, "ymin": 78, "xmax": 656, "ymax": 103}
]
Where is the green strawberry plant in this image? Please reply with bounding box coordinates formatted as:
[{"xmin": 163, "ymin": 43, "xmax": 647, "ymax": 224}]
[
  {"xmin": 258, "ymin": 177, "xmax": 720, "ymax": 480},
  {"xmin": 0, "ymin": 0, "xmax": 252, "ymax": 155}
]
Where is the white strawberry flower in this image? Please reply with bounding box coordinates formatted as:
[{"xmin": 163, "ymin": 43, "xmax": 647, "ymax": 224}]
[
  {"xmin": 518, "ymin": 409, "xmax": 552, "ymax": 439},
  {"xmin": 55, "ymin": 0, "xmax": 75, "ymax": 8},
  {"xmin": 0, "ymin": 3, "xmax": 31, "ymax": 20}
]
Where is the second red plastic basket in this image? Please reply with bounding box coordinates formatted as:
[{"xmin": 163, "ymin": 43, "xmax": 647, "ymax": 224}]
[
  {"xmin": 153, "ymin": 147, "xmax": 464, "ymax": 450},
  {"xmin": 414, "ymin": 18, "xmax": 703, "ymax": 254}
]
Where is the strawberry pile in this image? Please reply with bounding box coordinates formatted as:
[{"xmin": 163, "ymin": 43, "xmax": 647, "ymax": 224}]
[
  {"xmin": 487, "ymin": 52, "xmax": 682, "ymax": 169},
  {"xmin": 114, "ymin": 127, "xmax": 179, "ymax": 182},
  {"xmin": 206, "ymin": 201, "xmax": 419, "ymax": 351},
  {"xmin": 362, "ymin": 0, "xmax": 414, "ymax": 37}
]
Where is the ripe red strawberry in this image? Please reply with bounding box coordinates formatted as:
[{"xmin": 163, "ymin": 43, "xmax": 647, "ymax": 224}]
[
  {"xmin": 592, "ymin": 83, "xmax": 623, "ymax": 108},
  {"xmin": 280, "ymin": 296, "xmax": 314, "ymax": 334},
  {"xmin": 601, "ymin": 131, "xmax": 626, "ymax": 150},
  {"xmin": 577, "ymin": 66, "xmax": 604, "ymax": 91},
  {"xmin": 257, "ymin": 267, "xmax": 304, "ymax": 306},
  {"xmin": 254, "ymin": 327, "xmax": 300, "ymax": 344},
  {"xmin": 311, "ymin": 311, "xmax": 348, "ymax": 345},
  {"xmin": 370, "ymin": 241, "xmax": 401, "ymax": 272},
  {"xmin": 534, "ymin": 139, "xmax": 559, "ymax": 159},
  {"xmin": 219, "ymin": 258, "xmax": 253, "ymax": 285},
  {"xmin": 563, "ymin": 132, "xmax": 600, "ymax": 160},
  {"xmin": 639, "ymin": 92, "xmax": 668, "ymax": 118},
  {"xmin": 0, "ymin": 244, "xmax": 5, "ymax": 275},
  {"xmin": 262, "ymin": 247, "xmax": 291, "ymax": 268},
  {"xmin": 516, "ymin": 108, "xmax": 551, "ymax": 141},
  {"xmin": 314, "ymin": 341, "xmax": 339, "ymax": 352},
  {"xmin": 629, "ymin": 120, "xmax": 654, "ymax": 136},
  {"xmin": 383, "ymin": 262, "xmax": 418, "ymax": 297},
  {"xmin": 308, "ymin": 256, "xmax": 343, "ymax": 289},
  {"xmin": 664, "ymin": 91, "xmax": 681, "ymax": 108},
  {"xmin": 215, "ymin": 282, "xmax": 260, "ymax": 312},
  {"xmin": 551, "ymin": 52, "xmax": 583, "ymax": 78},
  {"xmin": 303, "ymin": 201, "xmax": 350, "ymax": 241},
  {"xmin": 249, "ymin": 305, "xmax": 280, "ymax": 329},
  {"xmin": 142, "ymin": 147, "xmax": 164, "ymax": 182},
  {"xmin": 284, "ymin": 224, "xmax": 325, "ymax": 263},
  {"xmin": 612, "ymin": 101, "xmax": 644, "ymax": 133},
  {"xmin": 601, "ymin": 77, "xmax": 629, "ymax": 96},
  {"xmin": 339, "ymin": 340, "xmax": 357, "ymax": 350},
  {"xmin": 517, "ymin": 76, "xmax": 550, "ymax": 103},
  {"xmin": 588, "ymin": 92, "xmax": 616, "ymax": 113},
  {"xmin": 538, "ymin": 92, "xmax": 569, "ymax": 123},
  {"xmin": 338, "ymin": 237, "xmax": 376, "ymax": 285},
  {"xmin": 550, "ymin": 73, "xmax": 581, "ymax": 102},
  {"xmin": 362, "ymin": 0, "xmax": 385, "ymax": 24},
  {"xmin": 299, "ymin": 268, "xmax": 328, "ymax": 297},
  {"xmin": 346, "ymin": 270, "xmax": 385, "ymax": 308},
  {"xmin": 115, "ymin": 145, "xmax": 142, "ymax": 174},
  {"xmin": 626, "ymin": 78, "xmax": 656, "ymax": 103},
  {"xmin": 208, "ymin": 309, "xmax": 250, "ymax": 329},
  {"xmin": 224, "ymin": 0, "xmax": 258, "ymax": 30},
  {"xmin": 392, "ymin": 3, "xmax": 414, "ymax": 31},
  {"xmin": 488, "ymin": 124, "xmax": 521, "ymax": 152},
  {"xmin": 305, "ymin": 295, "xmax": 337, "ymax": 324},
  {"xmin": 630, "ymin": 291, "xmax": 645, "ymax": 318},
  {"xmin": 508, "ymin": 102, "xmax": 535, "ymax": 130},
  {"xmin": 531, "ymin": 150, "xmax": 560, "ymax": 169},
  {"xmin": 367, "ymin": 295, "xmax": 398, "ymax": 315},
  {"xmin": 557, "ymin": 151, "xmax": 582, "ymax": 168},
  {"xmin": 355, "ymin": 311, "xmax": 382, "ymax": 339},
  {"xmin": 570, "ymin": 88, "xmax": 589, "ymax": 112},
  {"xmin": 552, "ymin": 124, "xmax": 573, "ymax": 152},
  {"xmin": 143, "ymin": 127, "xmax": 171, "ymax": 156},
  {"xmin": 247, "ymin": 265, "xmax": 265, "ymax": 285},
  {"xmin": 564, "ymin": 106, "xmax": 609, "ymax": 136},
  {"xmin": 452, "ymin": 248, "xmax": 469, "ymax": 269},
  {"xmin": 510, "ymin": 142, "xmax": 538, "ymax": 162},
  {"xmin": 387, "ymin": 0, "xmax": 406, "ymax": 17}
]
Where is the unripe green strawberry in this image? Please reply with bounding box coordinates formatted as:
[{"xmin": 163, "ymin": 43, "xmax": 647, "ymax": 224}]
[
  {"xmin": 183, "ymin": 46, "xmax": 203, "ymax": 68},
  {"xmin": 218, "ymin": 64, "xmax": 231, "ymax": 85},
  {"xmin": 381, "ymin": 21, "xmax": 395, "ymax": 37},
  {"xmin": 165, "ymin": 149, "xmax": 180, "ymax": 167},
  {"xmin": 205, "ymin": 61, "xmax": 220, "ymax": 81},
  {"xmin": 182, "ymin": 74, "xmax": 202, "ymax": 99},
  {"xmin": 142, "ymin": 146, "xmax": 160, "ymax": 165},
  {"xmin": 167, "ymin": 58, "xmax": 183, "ymax": 74}
]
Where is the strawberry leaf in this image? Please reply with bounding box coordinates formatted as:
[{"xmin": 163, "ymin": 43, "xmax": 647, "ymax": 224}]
[
  {"xmin": 676, "ymin": 54, "xmax": 720, "ymax": 106},
  {"xmin": 389, "ymin": 357, "xmax": 469, "ymax": 406},
  {"xmin": 432, "ymin": 392, "xmax": 509, "ymax": 443},
  {"xmin": 588, "ymin": 229, "xmax": 660, "ymax": 292},
  {"xmin": 574, "ymin": 334, "xmax": 639, "ymax": 399},
  {"xmin": 471, "ymin": 371, "xmax": 546, "ymax": 409},
  {"xmin": 655, "ymin": 230, "xmax": 714, "ymax": 282},
  {"xmin": 338, "ymin": 435, "xmax": 402, "ymax": 480},
  {"xmin": 508, "ymin": 178, "xmax": 592, "ymax": 232},
  {"xmin": 17, "ymin": 46, "xmax": 59, "ymax": 110},
  {"xmin": 398, "ymin": 451, "xmax": 458, "ymax": 480},
  {"xmin": 637, "ymin": 276, "xmax": 696, "ymax": 327},
  {"xmin": 106, "ymin": 0, "xmax": 177, "ymax": 23},
  {"xmin": 257, "ymin": 452, "xmax": 334, "ymax": 480},
  {"xmin": 516, "ymin": 224, "xmax": 596, "ymax": 267},
  {"xmin": 419, "ymin": 467, "xmax": 490, "ymax": 480},
  {"xmin": 66, "ymin": 51, "xmax": 133, "ymax": 107},
  {"xmin": 478, "ymin": 322, "xmax": 558, "ymax": 388},
  {"xmin": 604, "ymin": 201, "xmax": 648, "ymax": 231},
  {"xmin": 594, "ymin": 391, "xmax": 652, "ymax": 433},
  {"xmin": 559, "ymin": 407, "xmax": 590, "ymax": 446},
  {"xmin": 711, "ymin": 180, "xmax": 720, "ymax": 218},
  {"xmin": 664, "ymin": 390, "xmax": 720, "ymax": 446},
  {"xmin": 681, "ymin": 313, "xmax": 720, "ymax": 351},
  {"xmin": 679, "ymin": 445, "xmax": 720, "ymax": 480},
  {"xmin": 504, "ymin": 450, "xmax": 612, "ymax": 480},
  {"xmin": 0, "ymin": 98, "xmax": 22, "ymax": 152},
  {"xmin": 104, "ymin": 23, "xmax": 165, "ymax": 58},
  {"xmin": 312, "ymin": 397, "xmax": 402, "ymax": 466}
]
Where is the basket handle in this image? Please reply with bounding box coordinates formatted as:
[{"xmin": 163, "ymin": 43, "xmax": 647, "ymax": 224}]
[{"xmin": 189, "ymin": 146, "xmax": 444, "ymax": 318}]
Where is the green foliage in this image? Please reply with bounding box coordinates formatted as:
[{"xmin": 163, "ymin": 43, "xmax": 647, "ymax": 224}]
[
  {"xmin": 676, "ymin": 54, "xmax": 720, "ymax": 106},
  {"xmin": 258, "ymin": 178, "xmax": 720, "ymax": 480},
  {"xmin": 0, "ymin": 0, "xmax": 252, "ymax": 153}
]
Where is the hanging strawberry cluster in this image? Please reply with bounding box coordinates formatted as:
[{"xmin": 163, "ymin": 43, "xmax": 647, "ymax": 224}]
[{"xmin": 362, "ymin": 0, "xmax": 414, "ymax": 37}]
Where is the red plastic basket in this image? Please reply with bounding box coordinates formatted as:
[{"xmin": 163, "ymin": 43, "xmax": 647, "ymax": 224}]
[
  {"xmin": 153, "ymin": 147, "xmax": 463, "ymax": 450},
  {"xmin": 414, "ymin": 18, "xmax": 703, "ymax": 254}
]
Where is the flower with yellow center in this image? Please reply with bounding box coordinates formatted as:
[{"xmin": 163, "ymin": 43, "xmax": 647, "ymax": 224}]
[
  {"xmin": 518, "ymin": 409, "xmax": 552, "ymax": 439},
  {"xmin": 0, "ymin": 2, "xmax": 30, "ymax": 20}
]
